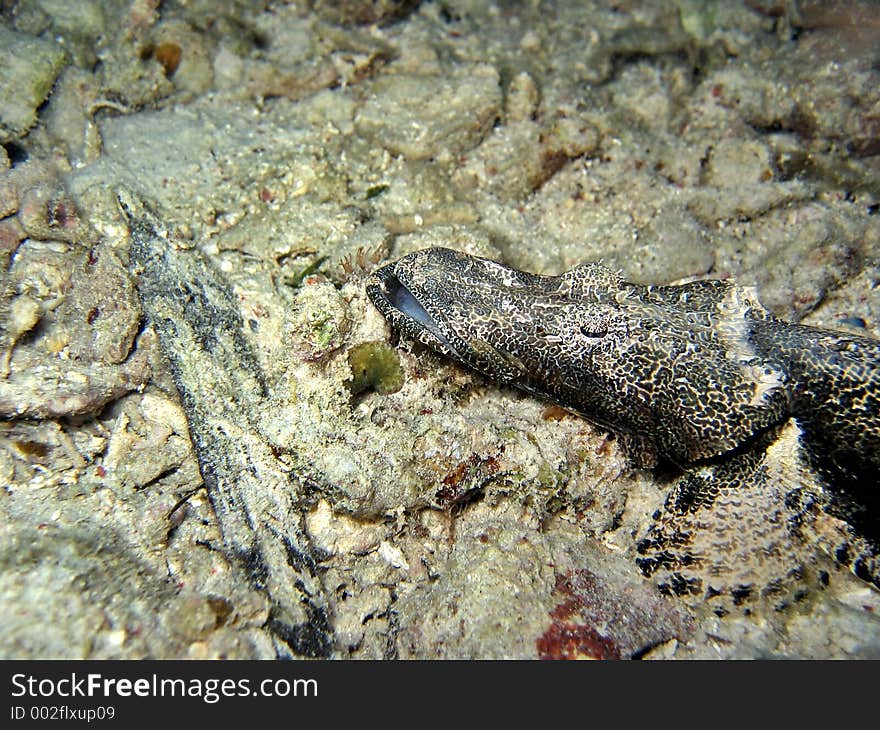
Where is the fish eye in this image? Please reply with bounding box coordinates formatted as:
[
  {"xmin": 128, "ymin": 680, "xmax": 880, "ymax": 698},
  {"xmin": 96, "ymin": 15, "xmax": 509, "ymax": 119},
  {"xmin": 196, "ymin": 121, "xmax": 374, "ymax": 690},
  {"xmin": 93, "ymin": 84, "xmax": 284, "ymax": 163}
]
[{"xmin": 579, "ymin": 324, "xmax": 608, "ymax": 338}]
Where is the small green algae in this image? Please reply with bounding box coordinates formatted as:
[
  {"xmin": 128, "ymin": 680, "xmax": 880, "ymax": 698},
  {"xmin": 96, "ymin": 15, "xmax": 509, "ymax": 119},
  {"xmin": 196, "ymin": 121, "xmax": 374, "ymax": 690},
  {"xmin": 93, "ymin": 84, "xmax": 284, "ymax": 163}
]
[{"xmin": 346, "ymin": 341, "xmax": 404, "ymax": 396}]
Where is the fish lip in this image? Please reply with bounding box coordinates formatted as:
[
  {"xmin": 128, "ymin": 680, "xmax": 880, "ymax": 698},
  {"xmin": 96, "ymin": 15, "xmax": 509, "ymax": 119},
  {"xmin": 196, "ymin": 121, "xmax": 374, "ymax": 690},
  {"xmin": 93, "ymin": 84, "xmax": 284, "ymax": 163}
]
[{"xmin": 366, "ymin": 264, "xmax": 461, "ymax": 358}]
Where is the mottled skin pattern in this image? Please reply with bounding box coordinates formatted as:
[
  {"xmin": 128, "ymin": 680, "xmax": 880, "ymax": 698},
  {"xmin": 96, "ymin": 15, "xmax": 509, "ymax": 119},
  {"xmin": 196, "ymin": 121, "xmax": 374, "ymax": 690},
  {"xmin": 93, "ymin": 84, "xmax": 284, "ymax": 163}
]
[{"xmin": 367, "ymin": 247, "xmax": 880, "ymax": 611}]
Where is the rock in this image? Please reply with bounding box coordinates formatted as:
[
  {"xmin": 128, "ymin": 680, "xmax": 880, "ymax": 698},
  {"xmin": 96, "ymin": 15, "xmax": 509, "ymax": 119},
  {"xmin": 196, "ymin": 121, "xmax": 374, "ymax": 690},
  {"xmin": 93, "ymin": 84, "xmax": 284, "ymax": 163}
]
[
  {"xmin": 395, "ymin": 500, "xmax": 692, "ymax": 658},
  {"xmin": 286, "ymin": 278, "xmax": 351, "ymax": 362},
  {"xmin": 0, "ymin": 348, "xmax": 150, "ymax": 419},
  {"xmin": 313, "ymin": 0, "xmax": 422, "ymax": 26},
  {"xmin": 59, "ymin": 249, "xmax": 142, "ymax": 365},
  {"xmin": 43, "ymin": 67, "xmax": 102, "ymax": 165},
  {"xmin": 623, "ymin": 206, "xmax": 715, "ymax": 283},
  {"xmin": 0, "ymin": 218, "xmax": 26, "ymax": 268},
  {"xmin": 453, "ymin": 116, "xmax": 599, "ymax": 202},
  {"xmin": 0, "ymin": 24, "xmax": 67, "ymax": 142},
  {"xmin": 18, "ymin": 183, "xmax": 95, "ymax": 245},
  {"xmin": 505, "ymin": 71, "xmax": 540, "ymax": 123},
  {"xmin": 355, "ymin": 66, "xmax": 502, "ymax": 160},
  {"xmin": 703, "ymin": 137, "xmax": 774, "ymax": 187}
]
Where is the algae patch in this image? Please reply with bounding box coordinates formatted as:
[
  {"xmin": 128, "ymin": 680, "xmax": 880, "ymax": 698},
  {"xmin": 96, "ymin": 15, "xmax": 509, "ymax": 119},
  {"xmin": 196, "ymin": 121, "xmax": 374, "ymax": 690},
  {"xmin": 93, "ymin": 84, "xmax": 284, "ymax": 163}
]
[
  {"xmin": 287, "ymin": 280, "xmax": 351, "ymax": 362},
  {"xmin": 346, "ymin": 341, "xmax": 404, "ymax": 395}
]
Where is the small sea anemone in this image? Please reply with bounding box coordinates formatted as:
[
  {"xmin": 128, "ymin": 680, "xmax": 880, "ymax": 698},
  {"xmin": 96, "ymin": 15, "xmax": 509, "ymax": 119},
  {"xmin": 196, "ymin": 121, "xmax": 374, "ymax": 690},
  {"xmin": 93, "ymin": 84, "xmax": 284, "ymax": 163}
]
[{"xmin": 346, "ymin": 341, "xmax": 404, "ymax": 396}]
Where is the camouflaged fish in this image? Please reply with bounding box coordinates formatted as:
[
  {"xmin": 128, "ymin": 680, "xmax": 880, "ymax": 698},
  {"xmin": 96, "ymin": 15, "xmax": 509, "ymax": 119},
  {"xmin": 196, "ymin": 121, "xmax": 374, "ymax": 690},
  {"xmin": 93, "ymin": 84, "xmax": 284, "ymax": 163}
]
[{"xmin": 367, "ymin": 247, "xmax": 880, "ymax": 613}]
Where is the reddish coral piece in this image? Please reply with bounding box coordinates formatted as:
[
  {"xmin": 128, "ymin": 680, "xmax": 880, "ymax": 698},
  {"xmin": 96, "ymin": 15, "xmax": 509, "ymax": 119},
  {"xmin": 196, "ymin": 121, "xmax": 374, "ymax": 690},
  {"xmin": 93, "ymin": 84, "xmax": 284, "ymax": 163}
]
[
  {"xmin": 436, "ymin": 452, "xmax": 501, "ymax": 507},
  {"xmin": 537, "ymin": 568, "xmax": 693, "ymax": 659},
  {"xmin": 536, "ymin": 623, "xmax": 621, "ymax": 660}
]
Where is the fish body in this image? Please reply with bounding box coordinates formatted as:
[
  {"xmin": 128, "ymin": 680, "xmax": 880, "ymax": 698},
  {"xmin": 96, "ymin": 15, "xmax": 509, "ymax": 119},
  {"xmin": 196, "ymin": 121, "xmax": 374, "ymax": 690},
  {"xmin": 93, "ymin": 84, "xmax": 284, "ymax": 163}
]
[{"xmin": 367, "ymin": 247, "xmax": 880, "ymax": 607}]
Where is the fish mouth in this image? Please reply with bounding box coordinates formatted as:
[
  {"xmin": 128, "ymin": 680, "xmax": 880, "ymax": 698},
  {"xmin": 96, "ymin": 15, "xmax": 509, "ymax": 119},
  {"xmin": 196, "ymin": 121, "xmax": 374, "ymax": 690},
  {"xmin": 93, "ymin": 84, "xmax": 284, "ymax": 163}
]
[{"xmin": 366, "ymin": 265, "xmax": 460, "ymax": 357}]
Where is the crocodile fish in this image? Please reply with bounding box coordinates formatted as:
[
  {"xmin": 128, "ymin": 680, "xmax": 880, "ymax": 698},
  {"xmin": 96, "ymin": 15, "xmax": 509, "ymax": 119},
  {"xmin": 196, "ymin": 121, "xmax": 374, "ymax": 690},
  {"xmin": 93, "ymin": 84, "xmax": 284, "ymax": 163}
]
[{"xmin": 366, "ymin": 246, "xmax": 880, "ymax": 612}]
